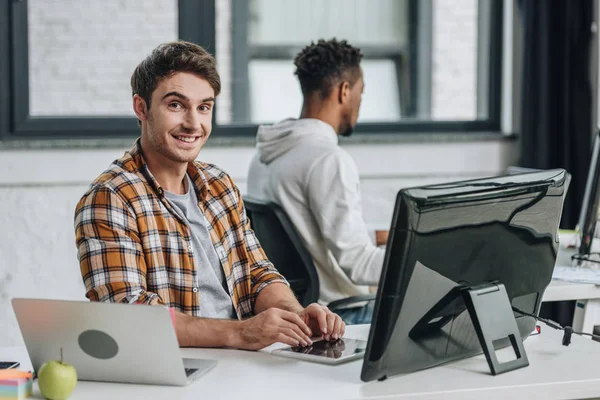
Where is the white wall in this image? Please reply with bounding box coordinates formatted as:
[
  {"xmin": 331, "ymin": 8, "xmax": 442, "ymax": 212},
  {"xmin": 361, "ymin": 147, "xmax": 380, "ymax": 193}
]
[
  {"xmin": 432, "ymin": 0, "xmax": 478, "ymax": 119},
  {"xmin": 28, "ymin": 0, "xmax": 178, "ymax": 116}
]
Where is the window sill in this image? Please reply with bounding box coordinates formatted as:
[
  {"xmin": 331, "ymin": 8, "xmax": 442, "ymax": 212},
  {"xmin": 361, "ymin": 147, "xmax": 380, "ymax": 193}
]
[
  {"xmin": 340, "ymin": 131, "xmax": 517, "ymax": 145},
  {"xmin": 0, "ymin": 131, "xmax": 517, "ymax": 150}
]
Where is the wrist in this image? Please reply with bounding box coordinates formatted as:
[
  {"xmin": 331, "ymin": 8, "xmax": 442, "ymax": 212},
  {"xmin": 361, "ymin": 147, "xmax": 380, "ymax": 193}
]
[
  {"xmin": 290, "ymin": 304, "xmax": 305, "ymax": 314},
  {"xmin": 223, "ymin": 319, "xmax": 244, "ymax": 348},
  {"xmin": 280, "ymin": 300, "xmax": 304, "ymax": 314}
]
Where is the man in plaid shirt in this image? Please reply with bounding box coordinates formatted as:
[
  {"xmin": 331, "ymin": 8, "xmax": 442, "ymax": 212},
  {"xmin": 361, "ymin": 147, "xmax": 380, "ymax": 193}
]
[{"xmin": 74, "ymin": 41, "xmax": 344, "ymax": 350}]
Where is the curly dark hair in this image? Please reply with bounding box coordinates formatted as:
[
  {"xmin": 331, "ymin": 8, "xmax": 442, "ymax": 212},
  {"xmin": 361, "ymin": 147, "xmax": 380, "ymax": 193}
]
[
  {"xmin": 131, "ymin": 40, "xmax": 221, "ymax": 110},
  {"xmin": 294, "ymin": 38, "xmax": 363, "ymax": 98}
]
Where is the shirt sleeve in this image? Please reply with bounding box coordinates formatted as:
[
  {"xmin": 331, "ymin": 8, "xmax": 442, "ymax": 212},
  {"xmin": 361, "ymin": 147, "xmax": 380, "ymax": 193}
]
[
  {"xmin": 306, "ymin": 149, "xmax": 385, "ymax": 285},
  {"xmin": 74, "ymin": 185, "xmax": 162, "ymax": 306},
  {"xmin": 232, "ymin": 184, "xmax": 289, "ymax": 307},
  {"xmin": 368, "ymin": 229, "xmax": 377, "ymax": 245}
]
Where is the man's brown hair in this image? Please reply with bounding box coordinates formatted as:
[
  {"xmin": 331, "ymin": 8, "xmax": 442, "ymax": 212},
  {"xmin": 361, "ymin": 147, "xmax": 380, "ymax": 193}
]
[{"xmin": 131, "ymin": 40, "xmax": 221, "ymax": 110}]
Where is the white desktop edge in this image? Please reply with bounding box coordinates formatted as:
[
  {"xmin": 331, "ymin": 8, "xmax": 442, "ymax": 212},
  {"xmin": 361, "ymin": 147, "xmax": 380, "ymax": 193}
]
[{"xmin": 4, "ymin": 324, "xmax": 600, "ymax": 400}]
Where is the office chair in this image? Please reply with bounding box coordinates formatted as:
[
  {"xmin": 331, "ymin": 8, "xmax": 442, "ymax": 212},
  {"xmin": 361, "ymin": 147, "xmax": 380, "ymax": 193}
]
[{"xmin": 243, "ymin": 197, "xmax": 375, "ymax": 311}]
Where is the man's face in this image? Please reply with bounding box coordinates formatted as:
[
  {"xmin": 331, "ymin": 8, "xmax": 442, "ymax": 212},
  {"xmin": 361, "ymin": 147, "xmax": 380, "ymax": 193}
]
[
  {"xmin": 140, "ymin": 72, "xmax": 215, "ymax": 165},
  {"xmin": 340, "ymin": 70, "xmax": 364, "ymax": 137}
]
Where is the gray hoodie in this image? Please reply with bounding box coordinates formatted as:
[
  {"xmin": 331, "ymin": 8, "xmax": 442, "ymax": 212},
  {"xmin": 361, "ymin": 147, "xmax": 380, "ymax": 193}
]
[
  {"xmin": 256, "ymin": 118, "xmax": 339, "ymax": 164},
  {"xmin": 247, "ymin": 118, "xmax": 384, "ymax": 306}
]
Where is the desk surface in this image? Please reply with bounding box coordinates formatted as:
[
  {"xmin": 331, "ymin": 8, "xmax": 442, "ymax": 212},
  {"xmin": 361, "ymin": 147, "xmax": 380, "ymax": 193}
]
[
  {"xmin": 544, "ymin": 243, "xmax": 600, "ymax": 302},
  {"xmin": 5, "ymin": 325, "xmax": 600, "ymax": 400},
  {"xmin": 544, "ymin": 279, "xmax": 600, "ymax": 302}
]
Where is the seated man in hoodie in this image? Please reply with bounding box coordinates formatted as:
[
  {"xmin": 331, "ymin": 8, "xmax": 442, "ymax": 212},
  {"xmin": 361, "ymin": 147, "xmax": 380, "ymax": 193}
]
[{"xmin": 246, "ymin": 39, "xmax": 387, "ymax": 325}]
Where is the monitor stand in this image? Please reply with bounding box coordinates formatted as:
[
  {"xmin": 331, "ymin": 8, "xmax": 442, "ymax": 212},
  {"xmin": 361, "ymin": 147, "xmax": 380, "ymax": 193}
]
[{"xmin": 409, "ymin": 281, "xmax": 529, "ymax": 375}]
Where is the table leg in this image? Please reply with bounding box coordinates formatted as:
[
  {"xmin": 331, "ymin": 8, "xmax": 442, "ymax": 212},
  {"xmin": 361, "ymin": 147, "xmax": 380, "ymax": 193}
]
[{"xmin": 572, "ymin": 299, "xmax": 600, "ymax": 337}]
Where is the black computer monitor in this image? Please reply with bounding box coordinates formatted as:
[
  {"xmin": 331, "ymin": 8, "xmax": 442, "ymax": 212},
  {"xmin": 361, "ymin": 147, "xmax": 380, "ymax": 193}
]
[
  {"xmin": 577, "ymin": 129, "xmax": 600, "ymax": 258},
  {"xmin": 361, "ymin": 169, "xmax": 569, "ymax": 382}
]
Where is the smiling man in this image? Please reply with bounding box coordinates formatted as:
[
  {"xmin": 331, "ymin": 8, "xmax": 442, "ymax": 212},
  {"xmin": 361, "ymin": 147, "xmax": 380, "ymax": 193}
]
[{"xmin": 74, "ymin": 41, "xmax": 344, "ymax": 350}]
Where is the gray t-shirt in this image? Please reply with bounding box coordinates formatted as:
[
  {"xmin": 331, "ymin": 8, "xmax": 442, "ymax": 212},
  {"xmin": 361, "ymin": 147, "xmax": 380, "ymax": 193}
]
[{"xmin": 165, "ymin": 176, "xmax": 236, "ymax": 319}]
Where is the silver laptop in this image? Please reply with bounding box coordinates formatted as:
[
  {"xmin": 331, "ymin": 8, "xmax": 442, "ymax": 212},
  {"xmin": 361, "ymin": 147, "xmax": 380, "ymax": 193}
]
[{"xmin": 11, "ymin": 298, "xmax": 216, "ymax": 386}]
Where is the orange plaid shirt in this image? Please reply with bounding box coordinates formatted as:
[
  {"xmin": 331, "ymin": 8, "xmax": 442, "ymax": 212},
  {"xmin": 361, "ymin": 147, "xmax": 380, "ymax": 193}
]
[{"xmin": 74, "ymin": 140, "xmax": 288, "ymax": 319}]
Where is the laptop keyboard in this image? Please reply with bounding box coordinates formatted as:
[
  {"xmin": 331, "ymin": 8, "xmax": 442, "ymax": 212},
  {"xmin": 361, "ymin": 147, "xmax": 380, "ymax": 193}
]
[{"xmin": 185, "ymin": 368, "xmax": 198, "ymax": 377}]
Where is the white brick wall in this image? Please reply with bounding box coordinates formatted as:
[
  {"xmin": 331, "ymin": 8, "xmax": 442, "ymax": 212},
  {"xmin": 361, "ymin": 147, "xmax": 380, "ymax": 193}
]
[
  {"xmin": 0, "ymin": 186, "xmax": 89, "ymax": 346},
  {"xmin": 432, "ymin": 0, "xmax": 478, "ymax": 120},
  {"xmin": 28, "ymin": 0, "xmax": 178, "ymax": 116},
  {"xmin": 29, "ymin": 0, "xmax": 235, "ymax": 121},
  {"xmin": 215, "ymin": 0, "xmax": 233, "ymax": 123}
]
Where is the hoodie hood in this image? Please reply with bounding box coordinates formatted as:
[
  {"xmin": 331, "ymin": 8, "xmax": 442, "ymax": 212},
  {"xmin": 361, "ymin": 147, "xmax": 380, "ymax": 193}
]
[{"xmin": 256, "ymin": 118, "xmax": 338, "ymax": 164}]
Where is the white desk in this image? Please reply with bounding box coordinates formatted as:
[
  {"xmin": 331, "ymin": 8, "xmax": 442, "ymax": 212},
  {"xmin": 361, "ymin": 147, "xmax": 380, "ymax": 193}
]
[
  {"xmin": 546, "ymin": 280, "xmax": 600, "ymax": 334},
  {"xmin": 4, "ymin": 325, "xmax": 600, "ymax": 400},
  {"xmin": 545, "ymin": 243, "xmax": 600, "ymax": 334},
  {"xmin": 544, "ymin": 280, "xmax": 600, "ymax": 302}
]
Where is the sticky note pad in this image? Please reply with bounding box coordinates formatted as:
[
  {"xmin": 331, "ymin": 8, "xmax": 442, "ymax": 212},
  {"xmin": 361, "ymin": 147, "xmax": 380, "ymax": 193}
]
[{"xmin": 0, "ymin": 370, "xmax": 33, "ymax": 400}]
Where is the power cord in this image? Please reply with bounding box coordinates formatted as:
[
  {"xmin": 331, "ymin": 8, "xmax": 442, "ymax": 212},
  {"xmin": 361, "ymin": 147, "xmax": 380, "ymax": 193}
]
[
  {"xmin": 512, "ymin": 306, "xmax": 600, "ymax": 346},
  {"xmin": 571, "ymin": 252, "xmax": 600, "ymax": 265}
]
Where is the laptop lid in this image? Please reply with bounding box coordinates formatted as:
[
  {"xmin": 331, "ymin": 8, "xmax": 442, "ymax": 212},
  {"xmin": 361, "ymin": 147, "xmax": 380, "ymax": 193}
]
[{"xmin": 11, "ymin": 298, "xmax": 209, "ymax": 386}]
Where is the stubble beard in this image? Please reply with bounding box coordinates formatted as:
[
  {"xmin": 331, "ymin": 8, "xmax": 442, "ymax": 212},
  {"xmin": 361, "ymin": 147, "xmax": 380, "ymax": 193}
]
[{"xmin": 146, "ymin": 114, "xmax": 199, "ymax": 164}]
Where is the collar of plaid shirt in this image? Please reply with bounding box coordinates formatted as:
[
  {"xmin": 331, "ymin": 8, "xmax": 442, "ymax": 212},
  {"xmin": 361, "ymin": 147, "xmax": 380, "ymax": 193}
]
[{"xmin": 75, "ymin": 139, "xmax": 288, "ymax": 320}]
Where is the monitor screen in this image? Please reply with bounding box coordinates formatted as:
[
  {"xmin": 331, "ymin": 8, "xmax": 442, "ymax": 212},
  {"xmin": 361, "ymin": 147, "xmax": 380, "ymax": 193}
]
[{"xmin": 361, "ymin": 169, "xmax": 569, "ymax": 382}]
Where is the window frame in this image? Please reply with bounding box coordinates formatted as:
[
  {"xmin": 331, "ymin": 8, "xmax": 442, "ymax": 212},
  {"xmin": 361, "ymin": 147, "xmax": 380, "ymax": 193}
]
[
  {"xmin": 0, "ymin": 0, "xmax": 503, "ymax": 141},
  {"xmin": 0, "ymin": 0, "xmax": 10, "ymax": 140}
]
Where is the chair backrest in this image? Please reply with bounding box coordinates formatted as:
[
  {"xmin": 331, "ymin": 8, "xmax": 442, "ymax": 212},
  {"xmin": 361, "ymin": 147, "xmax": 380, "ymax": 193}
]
[{"xmin": 243, "ymin": 197, "xmax": 320, "ymax": 307}]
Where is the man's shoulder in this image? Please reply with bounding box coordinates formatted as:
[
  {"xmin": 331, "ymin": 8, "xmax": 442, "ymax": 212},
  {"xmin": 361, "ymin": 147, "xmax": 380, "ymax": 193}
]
[
  {"xmin": 193, "ymin": 161, "xmax": 239, "ymax": 193},
  {"xmin": 193, "ymin": 161, "xmax": 245, "ymax": 210},
  {"xmin": 312, "ymin": 145, "xmax": 355, "ymax": 168},
  {"xmin": 305, "ymin": 146, "xmax": 359, "ymax": 188},
  {"xmin": 79, "ymin": 159, "xmax": 147, "ymax": 204},
  {"xmin": 194, "ymin": 161, "xmax": 230, "ymax": 181}
]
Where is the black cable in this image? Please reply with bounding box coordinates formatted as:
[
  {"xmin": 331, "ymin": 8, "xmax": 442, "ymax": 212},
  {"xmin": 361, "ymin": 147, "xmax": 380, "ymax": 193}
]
[
  {"xmin": 571, "ymin": 252, "xmax": 600, "ymax": 264},
  {"xmin": 512, "ymin": 306, "xmax": 600, "ymax": 346}
]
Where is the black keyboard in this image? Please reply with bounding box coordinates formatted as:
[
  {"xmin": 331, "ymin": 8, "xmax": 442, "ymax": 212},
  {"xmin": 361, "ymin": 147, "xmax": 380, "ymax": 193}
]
[{"xmin": 185, "ymin": 368, "xmax": 198, "ymax": 377}]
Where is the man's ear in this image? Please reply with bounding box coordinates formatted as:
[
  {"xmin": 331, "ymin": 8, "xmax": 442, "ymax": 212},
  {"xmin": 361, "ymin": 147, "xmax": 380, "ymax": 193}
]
[
  {"xmin": 133, "ymin": 94, "xmax": 149, "ymax": 123},
  {"xmin": 337, "ymin": 81, "xmax": 351, "ymax": 104}
]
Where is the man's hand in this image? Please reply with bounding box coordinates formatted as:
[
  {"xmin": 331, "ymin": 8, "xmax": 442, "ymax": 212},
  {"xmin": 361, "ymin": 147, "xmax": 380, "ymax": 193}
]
[
  {"xmin": 234, "ymin": 307, "xmax": 313, "ymax": 350},
  {"xmin": 375, "ymin": 230, "xmax": 389, "ymax": 246},
  {"xmin": 250, "ymin": 284, "xmax": 344, "ymax": 346},
  {"xmin": 298, "ymin": 303, "xmax": 345, "ymax": 341}
]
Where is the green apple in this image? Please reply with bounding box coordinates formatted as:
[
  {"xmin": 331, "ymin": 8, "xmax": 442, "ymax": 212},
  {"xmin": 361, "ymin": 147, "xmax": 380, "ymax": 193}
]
[{"xmin": 37, "ymin": 360, "xmax": 77, "ymax": 400}]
